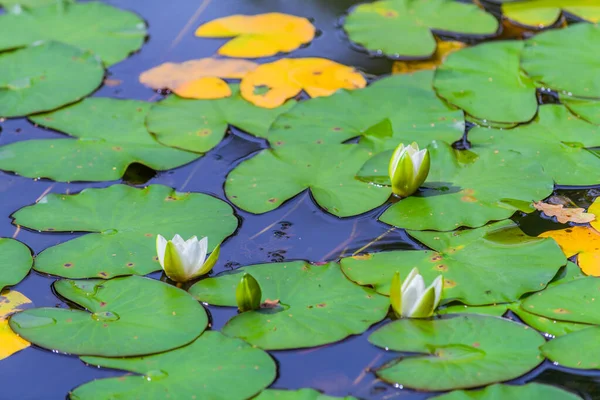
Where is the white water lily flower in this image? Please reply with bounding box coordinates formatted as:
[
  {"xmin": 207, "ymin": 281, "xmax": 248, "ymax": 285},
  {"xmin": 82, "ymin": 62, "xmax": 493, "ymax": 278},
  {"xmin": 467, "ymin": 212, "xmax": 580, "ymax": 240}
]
[
  {"xmin": 156, "ymin": 234, "xmax": 220, "ymax": 283},
  {"xmin": 388, "ymin": 142, "xmax": 430, "ymax": 198},
  {"xmin": 390, "ymin": 267, "xmax": 443, "ymax": 318}
]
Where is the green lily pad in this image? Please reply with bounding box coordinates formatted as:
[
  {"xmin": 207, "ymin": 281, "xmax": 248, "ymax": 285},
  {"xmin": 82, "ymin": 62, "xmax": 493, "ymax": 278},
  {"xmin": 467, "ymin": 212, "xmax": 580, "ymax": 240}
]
[
  {"xmin": 366, "ymin": 141, "xmax": 553, "ymax": 231},
  {"xmin": 341, "ymin": 220, "xmax": 565, "ymax": 305},
  {"xmin": 9, "ymin": 276, "xmax": 208, "ymax": 356},
  {"xmin": 470, "ymin": 105, "xmax": 600, "ymax": 186},
  {"xmin": 0, "ymin": 0, "xmax": 71, "ymax": 9},
  {"xmin": 561, "ymin": 95, "xmax": 600, "ymax": 125},
  {"xmin": 0, "ymin": 1, "xmax": 146, "ymax": 66},
  {"xmin": 190, "ymin": 261, "xmax": 389, "ymax": 350},
  {"xmin": 437, "ymin": 304, "xmax": 508, "ymax": 317},
  {"xmin": 0, "ymin": 41, "xmax": 103, "ymax": 118},
  {"xmin": 71, "ymin": 331, "xmax": 275, "ymax": 399},
  {"xmin": 255, "ymin": 389, "xmax": 358, "ymax": 400},
  {"xmin": 12, "ymin": 184, "xmax": 237, "ymax": 279},
  {"xmin": 0, "ymin": 238, "xmax": 33, "ymax": 291},
  {"xmin": 146, "ymin": 86, "xmax": 296, "ymax": 153},
  {"xmin": 431, "ymin": 383, "xmax": 582, "ymax": 400},
  {"xmin": 0, "ymin": 98, "xmax": 199, "ymax": 182},
  {"xmin": 434, "ymin": 41, "xmax": 537, "ymax": 123},
  {"xmin": 503, "ymin": 1, "xmax": 600, "ymax": 29},
  {"xmin": 541, "ymin": 326, "xmax": 600, "ymax": 369},
  {"xmin": 521, "ymin": 23, "xmax": 600, "ymax": 98},
  {"xmin": 369, "ymin": 315, "xmax": 545, "ymax": 390},
  {"xmin": 343, "ymin": 0, "xmax": 498, "ymax": 59},
  {"xmin": 268, "ymin": 71, "xmax": 465, "ymax": 149},
  {"xmin": 521, "ymin": 277, "xmax": 600, "ymax": 324},
  {"xmin": 225, "ymin": 144, "xmax": 391, "ymax": 217}
]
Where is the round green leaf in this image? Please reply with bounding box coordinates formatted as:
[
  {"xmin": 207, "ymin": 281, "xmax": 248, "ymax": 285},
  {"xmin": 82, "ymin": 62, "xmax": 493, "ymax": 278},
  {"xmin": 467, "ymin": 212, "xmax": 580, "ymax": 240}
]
[
  {"xmin": 268, "ymin": 71, "xmax": 464, "ymax": 149},
  {"xmin": 369, "ymin": 315, "xmax": 545, "ymax": 390},
  {"xmin": 189, "ymin": 261, "xmax": 389, "ymax": 350},
  {"xmin": 71, "ymin": 331, "xmax": 275, "ymax": 400},
  {"xmin": 9, "ymin": 275, "xmax": 208, "ymax": 356},
  {"xmin": 431, "ymin": 383, "xmax": 582, "ymax": 400},
  {"xmin": 1, "ymin": 0, "xmax": 71, "ymax": 9},
  {"xmin": 434, "ymin": 41, "xmax": 537, "ymax": 123},
  {"xmin": 0, "ymin": 238, "xmax": 33, "ymax": 291},
  {"xmin": 343, "ymin": 0, "xmax": 498, "ymax": 59},
  {"xmin": 12, "ymin": 184, "xmax": 238, "ymax": 279},
  {"xmin": 0, "ymin": 1, "xmax": 146, "ymax": 66},
  {"xmin": 255, "ymin": 389, "xmax": 358, "ymax": 400},
  {"xmin": 0, "ymin": 41, "xmax": 103, "ymax": 118},
  {"xmin": 521, "ymin": 277, "xmax": 600, "ymax": 324},
  {"xmin": 470, "ymin": 105, "xmax": 600, "ymax": 186},
  {"xmin": 0, "ymin": 98, "xmax": 199, "ymax": 182},
  {"xmin": 341, "ymin": 220, "xmax": 566, "ymax": 305},
  {"xmin": 146, "ymin": 86, "xmax": 296, "ymax": 153},
  {"xmin": 225, "ymin": 144, "xmax": 391, "ymax": 217},
  {"xmin": 521, "ymin": 23, "xmax": 600, "ymax": 98},
  {"xmin": 541, "ymin": 326, "xmax": 600, "ymax": 369},
  {"xmin": 374, "ymin": 141, "xmax": 553, "ymax": 231},
  {"xmin": 561, "ymin": 95, "xmax": 600, "ymax": 125},
  {"xmin": 503, "ymin": 1, "xmax": 600, "ymax": 29}
]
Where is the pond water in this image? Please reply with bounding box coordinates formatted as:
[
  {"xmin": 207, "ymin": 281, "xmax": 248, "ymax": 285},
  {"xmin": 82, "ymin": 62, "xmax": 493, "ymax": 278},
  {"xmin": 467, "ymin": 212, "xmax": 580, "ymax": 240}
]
[{"xmin": 0, "ymin": 0, "xmax": 599, "ymax": 399}]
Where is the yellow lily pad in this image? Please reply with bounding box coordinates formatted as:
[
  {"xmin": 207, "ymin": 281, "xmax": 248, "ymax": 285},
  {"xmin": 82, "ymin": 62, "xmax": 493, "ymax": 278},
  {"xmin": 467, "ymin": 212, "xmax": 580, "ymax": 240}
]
[{"xmin": 0, "ymin": 290, "xmax": 32, "ymax": 360}]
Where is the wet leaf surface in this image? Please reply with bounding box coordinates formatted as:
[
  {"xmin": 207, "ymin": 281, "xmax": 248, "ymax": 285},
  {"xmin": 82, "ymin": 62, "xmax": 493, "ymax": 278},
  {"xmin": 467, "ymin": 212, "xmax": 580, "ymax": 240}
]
[
  {"xmin": 503, "ymin": 0, "xmax": 600, "ymax": 29},
  {"xmin": 431, "ymin": 383, "xmax": 582, "ymax": 399},
  {"xmin": 542, "ymin": 326, "xmax": 600, "ymax": 369}
]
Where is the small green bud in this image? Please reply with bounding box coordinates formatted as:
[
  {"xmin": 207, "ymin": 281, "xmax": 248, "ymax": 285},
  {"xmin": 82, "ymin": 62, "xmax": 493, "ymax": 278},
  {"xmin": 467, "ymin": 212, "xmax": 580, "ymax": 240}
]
[
  {"xmin": 389, "ymin": 142, "xmax": 430, "ymax": 198},
  {"xmin": 236, "ymin": 273, "xmax": 262, "ymax": 312}
]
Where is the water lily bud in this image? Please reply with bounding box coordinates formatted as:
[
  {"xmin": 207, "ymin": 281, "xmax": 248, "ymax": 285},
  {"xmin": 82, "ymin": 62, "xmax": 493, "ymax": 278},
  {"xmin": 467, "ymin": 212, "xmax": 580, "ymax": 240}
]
[
  {"xmin": 156, "ymin": 234, "xmax": 220, "ymax": 283},
  {"xmin": 388, "ymin": 142, "xmax": 430, "ymax": 198},
  {"xmin": 389, "ymin": 267, "xmax": 443, "ymax": 318},
  {"xmin": 236, "ymin": 273, "xmax": 262, "ymax": 312}
]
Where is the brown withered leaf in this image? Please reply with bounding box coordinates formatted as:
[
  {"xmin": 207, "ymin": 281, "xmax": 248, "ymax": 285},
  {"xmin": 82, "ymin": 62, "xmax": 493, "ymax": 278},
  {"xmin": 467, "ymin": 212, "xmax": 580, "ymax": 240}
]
[
  {"xmin": 260, "ymin": 299, "xmax": 281, "ymax": 309},
  {"xmin": 533, "ymin": 201, "xmax": 595, "ymax": 224}
]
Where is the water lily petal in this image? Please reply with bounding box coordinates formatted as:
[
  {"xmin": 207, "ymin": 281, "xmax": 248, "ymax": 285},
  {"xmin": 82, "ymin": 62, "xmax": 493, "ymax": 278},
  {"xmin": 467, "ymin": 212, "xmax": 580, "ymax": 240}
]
[{"xmin": 156, "ymin": 235, "xmax": 167, "ymax": 269}]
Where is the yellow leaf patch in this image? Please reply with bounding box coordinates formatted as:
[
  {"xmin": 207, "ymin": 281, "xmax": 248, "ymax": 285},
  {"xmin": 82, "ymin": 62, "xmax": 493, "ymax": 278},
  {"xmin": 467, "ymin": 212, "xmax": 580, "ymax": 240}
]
[
  {"xmin": 587, "ymin": 197, "xmax": 600, "ymax": 233},
  {"xmin": 0, "ymin": 290, "xmax": 32, "ymax": 360},
  {"xmin": 240, "ymin": 58, "xmax": 366, "ymax": 108},
  {"xmin": 173, "ymin": 77, "xmax": 232, "ymax": 100},
  {"xmin": 195, "ymin": 13, "xmax": 316, "ymax": 58},
  {"xmin": 533, "ymin": 201, "xmax": 596, "ymax": 224},
  {"xmin": 392, "ymin": 41, "xmax": 466, "ymax": 74},
  {"xmin": 540, "ymin": 226, "xmax": 600, "ymax": 276}
]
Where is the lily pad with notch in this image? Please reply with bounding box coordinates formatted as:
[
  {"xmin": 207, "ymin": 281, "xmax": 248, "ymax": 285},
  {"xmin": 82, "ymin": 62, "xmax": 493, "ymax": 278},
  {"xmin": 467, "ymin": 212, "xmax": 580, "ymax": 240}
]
[
  {"xmin": 71, "ymin": 331, "xmax": 276, "ymax": 399},
  {"xmin": 561, "ymin": 95, "xmax": 600, "ymax": 125},
  {"xmin": 541, "ymin": 326, "xmax": 600, "ymax": 369},
  {"xmin": 189, "ymin": 261, "xmax": 389, "ymax": 350},
  {"xmin": 0, "ymin": 98, "xmax": 200, "ymax": 182},
  {"xmin": 9, "ymin": 275, "xmax": 208, "ymax": 356},
  {"xmin": 12, "ymin": 184, "xmax": 238, "ymax": 279},
  {"xmin": 341, "ymin": 220, "xmax": 566, "ymax": 305},
  {"xmin": 0, "ymin": 1, "xmax": 146, "ymax": 66},
  {"xmin": 369, "ymin": 315, "xmax": 545, "ymax": 390},
  {"xmin": 0, "ymin": 41, "xmax": 103, "ymax": 118}
]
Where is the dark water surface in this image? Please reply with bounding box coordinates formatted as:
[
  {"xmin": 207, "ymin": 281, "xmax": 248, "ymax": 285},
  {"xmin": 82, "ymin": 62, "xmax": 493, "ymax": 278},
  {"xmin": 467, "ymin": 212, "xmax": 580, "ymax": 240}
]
[{"xmin": 0, "ymin": 0, "xmax": 599, "ymax": 399}]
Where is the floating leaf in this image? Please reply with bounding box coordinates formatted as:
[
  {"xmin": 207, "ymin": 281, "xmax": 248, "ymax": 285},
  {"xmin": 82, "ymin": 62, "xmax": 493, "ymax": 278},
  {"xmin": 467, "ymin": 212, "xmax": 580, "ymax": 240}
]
[
  {"xmin": 0, "ymin": 0, "xmax": 72, "ymax": 9},
  {"xmin": 170, "ymin": 77, "xmax": 232, "ymax": 100},
  {"xmin": 146, "ymin": 85, "xmax": 295, "ymax": 153},
  {"xmin": 521, "ymin": 23, "xmax": 600, "ymax": 98},
  {"xmin": 366, "ymin": 141, "xmax": 553, "ymax": 231},
  {"xmin": 0, "ymin": 290, "xmax": 32, "ymax": 361},
  {"xmin": 0, "ymin": 98, "xmax": 199, "ymax": 182},
  {"xmin": 437, "ymin": 304, "xmax": 509, "ymax": 317},
  {"xmin": 369, "ymin": 315, "xmax": 545, "ymax": 390},
  {"xmin": 431, "ymin": 383, "xmax": 582, "ymax": 400},
  {"xmin": 503, "ymin": 0, "xmax": 600, "ymax": 29},
  {"xmin": 139, "ymin": 58, "xmax": 258, "ymax": 97},
  {"xmin": 341, "ymin": 220, "xmax": 565, "ymax": 305},
  {"xmin": 561, "ymin": 95, "xmax": 600, "ymax": 125},
  {"xmin": 240, "ymin": 58, "xmax": 366, "ymax": 108},
  {"xmin": 268, "ymin": 71, "xmax": 464, "ymax": 148},
  {"xmin": 0, "ymin": 238, "xmax": 32, "ymax": 291},
  {"xmin": 255, "ymin": 389, "xmax": 358, "ymax": 400},
  {"xmin": 434, "ymin": 41, "xmax": 537, "ymax": 123},
  {"xmin": 0, "ymin": 1, "xmax": 146, "ymax": 66},
  {"xmin": 469, "ymin": 105, "xmax": 600, "ymax": 186},
  {"xmin": 392, "ymin": 41, "xmax": 466, "ymax": 74},
  {"xmin": 343, "ymin": 0, "xmax": 498, "ymax": 59},
  {"xmin": 587, "ymin": 197, "xmax": 600, "ymax": 232},
  {"xmin": 225, "ymin": 144, "xmax": 391, "ymax": 217},
  {"xmin": 539, "ymin": 226, "xmax": 600, "ymax": 276},
  {"xmin": 533, "ymin": 202, "xmax": 595, "ymax": 224},
  {"xmin": 12, "ymin": 184, "xmax": 237, "ymax": 279},
  {"xmin": 0, "ymin": 41, "xmax": 103, "ymax": 118},
  {"xmin": 195, "ymin": 13, "xmax": 315, "ymax": 58},
  {"xmin": 10, "ymin": 276, "xmax": 207, "ymax": 357},
  {"xmin": 541, "ymin": 326, "xmax": 600, "ymax": 369},
  {"xmin": 71, "ymin": 331, "xmax": 276, "ymax": 399},
  {"xmin": 190, "ymin": 261, "xmax": 389, "ymax": 350}
]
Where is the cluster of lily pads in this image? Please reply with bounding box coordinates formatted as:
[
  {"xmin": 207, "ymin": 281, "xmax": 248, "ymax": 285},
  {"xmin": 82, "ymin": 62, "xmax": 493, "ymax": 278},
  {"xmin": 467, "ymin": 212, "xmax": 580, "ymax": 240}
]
[{"xmin": 1, "ymin": 0, "xmax": 600, "ymax": 398}]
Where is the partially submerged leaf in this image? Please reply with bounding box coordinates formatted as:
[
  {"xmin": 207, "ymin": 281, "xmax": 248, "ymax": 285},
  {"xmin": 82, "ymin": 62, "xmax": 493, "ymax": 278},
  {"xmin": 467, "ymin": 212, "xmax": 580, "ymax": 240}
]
[
  {"xmin": 586, "ymin": 197, "xmax": 600, "ymax": 232},
  {"xmin": 392, "ymin": 41, "xmax": 466, "ymax": 74},
  {"xmin": 533, "ymin": 202, "xmax": 595, "ymax": 224},
  {"xmin": 539, "ymin": 226, "xmax": 600, "ymax": 276},
  {"xmin": 195, "ymin": 13, "xmax": 315, "ymax": 58},
  {"xmin": 503, "ymin": 0, "xmax": 600, "ymax": 29},
  {"xmin": 240, "ymin": 58, "xmax": 366, "ymax": 108},
  {"xmin": 542, "ymin": 326, "xmax": 600, "ymax": 369},
  {"xmin": 0, "ymin": 290, "xmax": 32, "ymax": 361}
]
